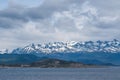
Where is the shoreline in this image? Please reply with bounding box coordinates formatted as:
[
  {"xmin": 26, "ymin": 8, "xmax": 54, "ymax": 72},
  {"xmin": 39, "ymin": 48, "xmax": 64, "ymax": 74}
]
[{"xmin": 0, "ymin": 65, "xmax": 109, "ymax": 68}]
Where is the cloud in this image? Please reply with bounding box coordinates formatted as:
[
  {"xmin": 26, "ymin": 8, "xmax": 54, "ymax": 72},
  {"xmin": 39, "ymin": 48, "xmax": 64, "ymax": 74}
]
[
  {"xmin": 9, "ymin": 0, "xmax": 44, "ymax": 8},
  {"xmin": 0, "ymin": 0, "xmax": 120, "ymax": 50}
]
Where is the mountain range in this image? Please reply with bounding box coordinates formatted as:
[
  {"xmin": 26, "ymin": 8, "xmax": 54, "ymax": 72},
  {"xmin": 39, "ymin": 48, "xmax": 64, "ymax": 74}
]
[
  {"xmin": 0, "ymin": 39, "xmax": 120, "ymax": 66},
  {"xmin": 11, "ymin": 39, "xmax": 120, "ymax": 54}
]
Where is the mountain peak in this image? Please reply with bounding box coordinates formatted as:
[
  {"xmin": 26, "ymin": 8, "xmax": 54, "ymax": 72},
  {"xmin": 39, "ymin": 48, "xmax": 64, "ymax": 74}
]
[
  {"xmin": 11, "ymin": 39, "xmax": 120, "ymax": 54},
  {"xmin": 0, "ymin": 49, "xmax": 9, "ymax": 54}
]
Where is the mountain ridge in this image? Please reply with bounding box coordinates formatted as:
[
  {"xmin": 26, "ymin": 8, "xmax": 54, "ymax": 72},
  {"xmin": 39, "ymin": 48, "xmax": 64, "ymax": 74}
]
[
  {"xmin": 11, "ymin": 39, "xmax": 120, "ymax": 54},
  {"xmin": 0, "ymin": 54, "xmax": 116, "ymax": 67},
  {"xmin": 0, "ymin": 39, "xmax": 120, "ymax": 66}
]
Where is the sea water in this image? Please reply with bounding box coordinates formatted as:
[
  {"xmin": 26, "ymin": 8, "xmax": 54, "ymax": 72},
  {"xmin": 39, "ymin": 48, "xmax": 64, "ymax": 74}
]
[{"xmin": 0, "ymin": 67, "xmax": 120, "ymax": 80}]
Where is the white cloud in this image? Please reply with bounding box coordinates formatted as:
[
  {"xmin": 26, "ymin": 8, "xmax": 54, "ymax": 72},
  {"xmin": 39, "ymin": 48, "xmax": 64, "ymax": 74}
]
[{"xmin": 0, "ymin": 0, "xmax": 120, "ymax": 50}]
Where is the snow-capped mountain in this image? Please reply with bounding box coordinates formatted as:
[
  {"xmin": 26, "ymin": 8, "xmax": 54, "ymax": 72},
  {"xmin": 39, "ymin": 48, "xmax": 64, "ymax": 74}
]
[
  {"xmin": 0, "ymin": 49, "xmax": 9, "ymax": 54},
  {"xmin": 12, "ymin": 39, "xmax": 120, "ymax": 54},
  {"xmin": 1, "ymin": 39, "xmax": 120, "ymax": 66}
]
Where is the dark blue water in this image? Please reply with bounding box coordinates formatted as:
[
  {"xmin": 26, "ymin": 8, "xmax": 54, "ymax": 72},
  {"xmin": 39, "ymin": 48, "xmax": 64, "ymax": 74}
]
[{"xmin": 0, "ymin": 67, "xmax": 120, "ymax": 80}]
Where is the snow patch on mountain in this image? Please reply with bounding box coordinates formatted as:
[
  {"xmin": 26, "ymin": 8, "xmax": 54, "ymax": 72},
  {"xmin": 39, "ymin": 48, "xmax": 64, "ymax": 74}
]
[
  {"xmin": 0, "ymin": 49, "xmax": 9, "ymax": 54},
  {"xmin": 12, "ymin": 39, "xmax": 120, "ymax": 54}
]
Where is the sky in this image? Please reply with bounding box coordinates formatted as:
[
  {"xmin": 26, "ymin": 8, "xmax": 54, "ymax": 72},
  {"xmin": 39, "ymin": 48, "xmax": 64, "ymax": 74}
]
[{"xmin": 0, "ymin": 0, "xmax": 120, "ymax": 50}]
